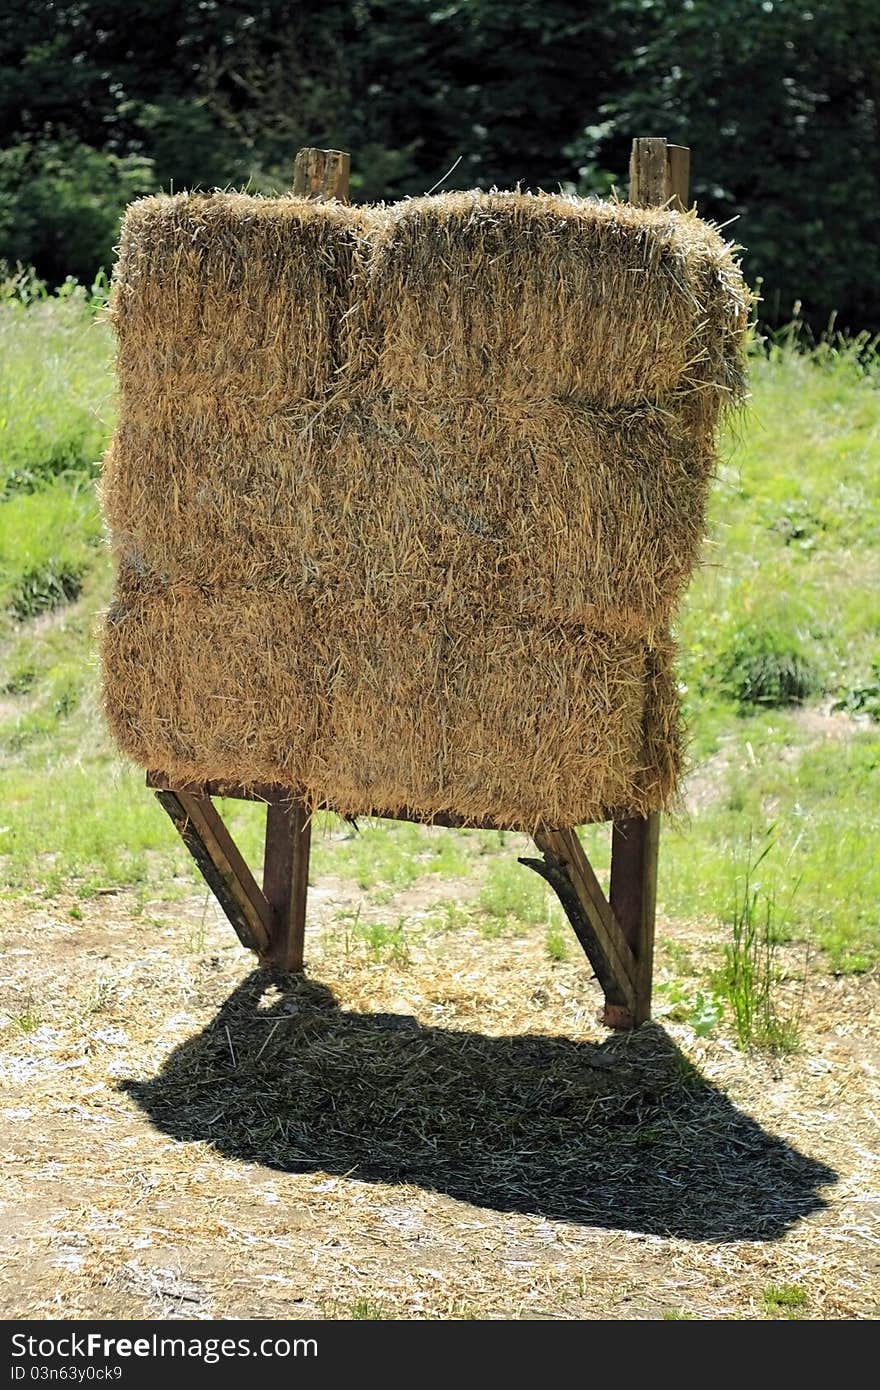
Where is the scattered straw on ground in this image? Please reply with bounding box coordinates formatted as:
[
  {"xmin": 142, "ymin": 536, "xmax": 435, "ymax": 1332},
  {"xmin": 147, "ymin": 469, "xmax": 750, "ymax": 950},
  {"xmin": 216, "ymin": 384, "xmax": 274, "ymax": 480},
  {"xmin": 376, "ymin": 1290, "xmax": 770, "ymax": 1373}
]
[{"xmin": 1, "ymin": 868, "xmax": 876, "ymax": 1320}]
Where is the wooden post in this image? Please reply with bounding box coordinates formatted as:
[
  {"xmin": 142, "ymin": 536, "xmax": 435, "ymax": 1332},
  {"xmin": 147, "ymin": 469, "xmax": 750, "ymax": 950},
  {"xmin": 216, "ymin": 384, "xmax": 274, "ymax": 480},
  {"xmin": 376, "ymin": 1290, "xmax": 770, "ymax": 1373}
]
[
  {"xmin": 263, "ymin": 798, "xmax": 312, "ymax": 972},
  {"xmin": 293, "ymin": 148, "xmax": 351, "ymax": 200},
  {"xmin": 608, "ymin": 814, "xmax": 660, "ymax": 1026},
  {"xmin": 629, "ymin": 137, "xmax": 691, "ymax": 211},
  {"xmin": 525, "ymin": 828, "xmax": 638, "ymax": 1017},
  {"xmin": 600, "ymin": 135, "xmax": 692, "ymax": 1028},
  {"xmin": 153, "ymin": 789, "xmax": 273, "ymax": 955},
  {"xmin": 666, "ymin": 145, "xmax": 691, "ymax": 210},
  {"xmin": 258, "ymin": 146, "xmax": 352, "ymax": 972}
]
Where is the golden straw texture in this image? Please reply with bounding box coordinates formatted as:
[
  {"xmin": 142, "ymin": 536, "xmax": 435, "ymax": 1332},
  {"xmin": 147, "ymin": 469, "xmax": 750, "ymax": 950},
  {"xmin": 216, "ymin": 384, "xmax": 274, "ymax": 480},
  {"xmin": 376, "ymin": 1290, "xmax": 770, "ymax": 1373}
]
[{"xmin": 99, "ymin": 189, "xmax": 748, "ymax": 827}]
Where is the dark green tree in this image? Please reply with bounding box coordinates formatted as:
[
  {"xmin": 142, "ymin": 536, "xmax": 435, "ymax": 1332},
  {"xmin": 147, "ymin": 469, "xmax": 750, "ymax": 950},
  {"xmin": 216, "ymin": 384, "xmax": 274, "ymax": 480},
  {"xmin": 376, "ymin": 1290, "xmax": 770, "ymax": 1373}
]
[
  {"xmin": 576, "ymin": 0, "xmax": 880, "ymax": 330},
  {"xmin": 1, "ymin": 1, "xmax": 878, "ymax": 328}
]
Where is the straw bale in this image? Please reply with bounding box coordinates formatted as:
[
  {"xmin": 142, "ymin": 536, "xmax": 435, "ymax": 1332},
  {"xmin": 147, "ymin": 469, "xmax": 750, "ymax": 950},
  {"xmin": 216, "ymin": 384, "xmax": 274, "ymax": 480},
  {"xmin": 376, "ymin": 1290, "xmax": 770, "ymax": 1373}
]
[
  {"xmin": 110, "ymin": 192, "xmax": 365, "ymax": 402},
  {"xmin": 100, "ymin": 395, "xmax": 712, "ymax": 636},
  {"xmin": 99, "ymin": 188, "xmax": 748, "ymax": 827},
  {"xmin": 101, "ymin": 574, "xmax": 677, "ymax": 827},
  {"xmin": 357, "ymin": 191, "xmax": 748, "ymax": 417}
]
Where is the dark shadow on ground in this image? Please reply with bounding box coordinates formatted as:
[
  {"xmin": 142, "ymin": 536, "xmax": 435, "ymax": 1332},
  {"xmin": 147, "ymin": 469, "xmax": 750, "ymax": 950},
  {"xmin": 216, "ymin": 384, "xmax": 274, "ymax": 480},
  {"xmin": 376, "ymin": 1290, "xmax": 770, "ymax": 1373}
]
[{"xmin": 123, "ymin": 971, "xmax": 835, "ymax": 1241}]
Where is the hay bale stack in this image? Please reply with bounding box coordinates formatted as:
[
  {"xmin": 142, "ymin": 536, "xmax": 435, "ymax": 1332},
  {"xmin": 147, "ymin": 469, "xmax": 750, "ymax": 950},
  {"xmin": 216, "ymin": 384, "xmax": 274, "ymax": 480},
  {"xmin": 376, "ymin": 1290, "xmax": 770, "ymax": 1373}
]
[
  {"xmin": 110, "ymin": 192, "xmax": 362, "ymax": 399},
  {"xmin": 360, "ymin": 192, "xmax": 746, "ymax": 414},
  {"xmin": 100, "ymin": 189, "xmax": 748, "ymax": 829},
  {"xmin": 104, "ymin": 398, "xmax": 710, "ymax": 636}
]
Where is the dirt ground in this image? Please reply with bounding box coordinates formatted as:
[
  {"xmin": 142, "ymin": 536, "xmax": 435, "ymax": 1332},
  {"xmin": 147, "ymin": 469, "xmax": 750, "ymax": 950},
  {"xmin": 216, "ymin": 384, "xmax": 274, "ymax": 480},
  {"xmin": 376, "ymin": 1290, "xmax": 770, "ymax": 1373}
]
[{"xmin": 1, "ymin": 877, "xmax": 877, "ymax": 1321}]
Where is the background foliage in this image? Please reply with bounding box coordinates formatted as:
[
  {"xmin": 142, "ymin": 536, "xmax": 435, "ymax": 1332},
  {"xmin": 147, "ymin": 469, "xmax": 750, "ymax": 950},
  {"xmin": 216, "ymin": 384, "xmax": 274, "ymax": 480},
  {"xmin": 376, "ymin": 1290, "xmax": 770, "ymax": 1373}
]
[{"xmin": 1, "ymin": 1, "xmax": 878, "ymax": 329}]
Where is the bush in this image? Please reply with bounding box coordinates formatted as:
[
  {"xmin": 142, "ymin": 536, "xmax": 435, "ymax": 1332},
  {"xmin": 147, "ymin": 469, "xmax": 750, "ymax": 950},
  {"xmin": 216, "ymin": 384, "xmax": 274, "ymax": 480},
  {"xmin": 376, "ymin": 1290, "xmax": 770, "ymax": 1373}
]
[
  {"xmin": 0, "ymin": 482, "xmax": 103, "ymax": 624},
  {"xmin": 719, "ymin": 625, "xmax": 820, "ymax": 709},
  {"xmin": 0, "ymin": 140, "xmax": 153, "ymax": 286},
  {"xmin": 833, "ymin": 659, "xmax": 880, "ymax": 722}
]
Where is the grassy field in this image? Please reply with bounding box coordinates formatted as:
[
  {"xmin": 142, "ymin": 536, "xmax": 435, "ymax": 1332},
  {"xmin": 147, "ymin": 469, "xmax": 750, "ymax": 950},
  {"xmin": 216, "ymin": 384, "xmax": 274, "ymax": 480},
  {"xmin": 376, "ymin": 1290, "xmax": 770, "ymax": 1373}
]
[
  {"xmin": 1, "ymin": 279, "xmax": 879, "ymax": 1322},
  {"xmin": 0, "ymin": 279, "xmax": 878, "ymax": 1018}
]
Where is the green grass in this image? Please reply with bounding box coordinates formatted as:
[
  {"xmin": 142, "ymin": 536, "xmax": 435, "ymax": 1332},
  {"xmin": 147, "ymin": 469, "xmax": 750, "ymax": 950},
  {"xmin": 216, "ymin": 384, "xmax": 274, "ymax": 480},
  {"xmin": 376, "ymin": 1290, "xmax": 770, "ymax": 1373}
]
[
  {"xmin": 0, "ymin": 288, "xmax": 877, "ymax": 992},
  {"xmin": 0, "ymin": 273, "xmax": 113, "ymax": 497},
  {"xmin": 346, "ymin": 1299, "xmax": 387, "ymax": 1320},
  {"xmin": 545, "ymin": 917, "xmax": 569, "ymax": 963},
  {"xmin": 352, "ymin": 916, "xmax": 411, "ymax": 963},
  {"xmin": 313, "ymin": 818, "xmax": 471, "ymax": 896},
  {"xmin": 711, "ymin": 830, "xmax": 804, "ymax": 1052},
  {"xmin": 10, "ymin": 1000, "xmax": 42, "ymax": 1034},
  {"xmin": 679, "ymin": 335, "xmax": 880, "ymax": 721},
  {"xmin": 654, "ymin": 981, "xmax": 724, "ymax": 1037},
  {"xmin": 0, "ymin": 481, "xmax": 104, "ymax": 620},
  {"xmin": 762, "ymin": 1282, "xmax": 808, "ymax": 1318},
  {"xmin": 478, "ymin": 857, "xmax": 550, "ymax": 931}
]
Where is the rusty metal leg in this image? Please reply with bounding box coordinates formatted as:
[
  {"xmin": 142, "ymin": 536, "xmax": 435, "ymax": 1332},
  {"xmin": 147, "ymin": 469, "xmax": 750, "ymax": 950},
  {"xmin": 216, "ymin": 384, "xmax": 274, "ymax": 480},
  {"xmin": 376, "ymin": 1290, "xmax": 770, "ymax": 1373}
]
[
  {"xmin": 263, "ymin": 797, "xmax": 312, "ymax": 972},
  {"xmin": 608, "ymin": 812, "xmax": 660, "ymax": 1028}
]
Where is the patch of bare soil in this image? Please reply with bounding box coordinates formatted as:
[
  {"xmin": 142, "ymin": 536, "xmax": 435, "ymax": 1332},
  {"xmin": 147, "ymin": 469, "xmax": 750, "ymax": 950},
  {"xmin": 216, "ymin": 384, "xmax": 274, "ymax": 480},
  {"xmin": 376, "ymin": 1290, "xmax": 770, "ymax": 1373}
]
[
  {"xmin": 682, "ymin": 702, "xmax": 868, "ymax": 817},
  {"xmin": 0, "ymin": 889, "xmax": 877, "ymax": 1320}
]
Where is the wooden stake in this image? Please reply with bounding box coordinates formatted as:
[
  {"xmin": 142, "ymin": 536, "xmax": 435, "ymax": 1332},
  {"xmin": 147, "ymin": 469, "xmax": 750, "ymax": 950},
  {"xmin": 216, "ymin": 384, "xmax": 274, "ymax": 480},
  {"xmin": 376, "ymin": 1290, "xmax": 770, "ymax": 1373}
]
[
  {"xmin": 292, "ymin": 148, "xmax": 351, "ymax": 200},
  {"xmin": 609, "ymin": 814, "xmax": 660, "ymax": 1026},
  {"xmin": 523, "ymin": 828, "xmax": 638, "ymax": 1016},
  {"xmin": 263, "ymin": 799, "xmax": 312, "ymax": 972},
  {"xmin": 666, "ymin": 145, "xmax": 691, "ymax": 211},
  {"xmin": 257, "ymin": 145, "xmax": 352, "ymax": 972},
  {"xmin": 629, "ymin": 137, "xmax": 691, "ymax": 211},
  {"xmin": 154, "ymin": 789, "xmax": 272, "ymax": 955},
  {"xmin": 598, "ymin": 135, "xmax": 692, "ymax": 1028}
]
